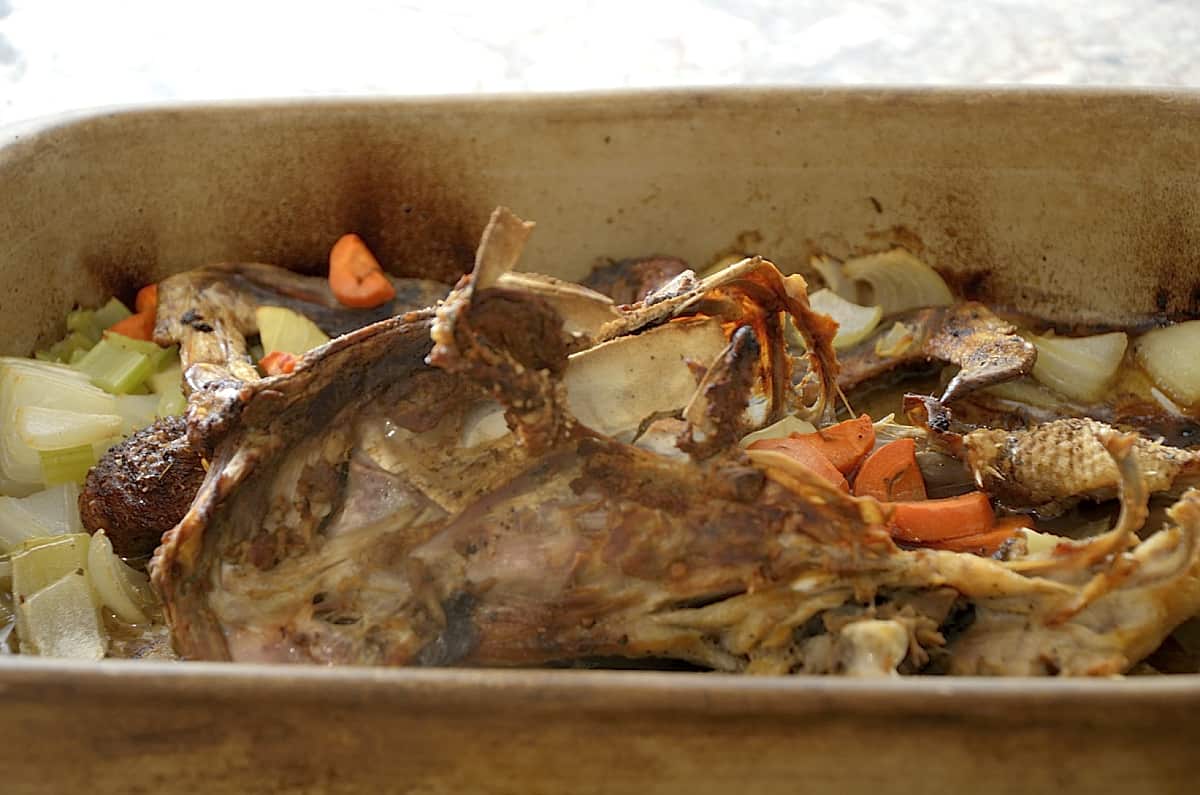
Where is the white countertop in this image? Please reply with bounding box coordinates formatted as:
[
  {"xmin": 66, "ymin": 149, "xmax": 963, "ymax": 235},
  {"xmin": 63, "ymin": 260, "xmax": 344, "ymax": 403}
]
[{"xmin": 2, "ymin": 0, "xmax": 1198, "ymax": 125}]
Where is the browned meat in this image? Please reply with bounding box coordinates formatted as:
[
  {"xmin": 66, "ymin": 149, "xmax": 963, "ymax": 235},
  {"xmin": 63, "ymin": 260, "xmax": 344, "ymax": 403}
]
[
  {"xmin": 583, "ymin": 256, "xmax": 689, "ymax": 305},
  {"xmin": 78, "ymin": 416, "xmax": 205, "ymax": 559},
  {"xmin": 147, "ymin": 208, "xmax": 1200, "ymax": 676},
  {"xmin": 827, "ymin": 302, "xmax": 1036, "ymax": 403}
]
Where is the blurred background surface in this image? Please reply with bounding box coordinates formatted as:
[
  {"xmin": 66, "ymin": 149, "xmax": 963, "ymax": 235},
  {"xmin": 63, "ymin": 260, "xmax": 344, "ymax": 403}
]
[{"xmin": 2, "ymin": 0, "xmax": 1199, "ymax": 125}]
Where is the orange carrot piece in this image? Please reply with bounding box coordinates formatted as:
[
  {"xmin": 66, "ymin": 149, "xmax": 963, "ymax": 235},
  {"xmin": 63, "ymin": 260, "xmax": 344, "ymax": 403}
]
[
  {"xmin": 853, "ymin": 438, "xmax": 927, "ymax": 502},
  {"xmin": 925, "ymin": 521, "xmax": 1024, "ymax": 556},
  {"xmin": 747, "ymin": 437, "xmax": 849, "ymax": 491},
  {"xmin": 887, "ymin": 491, "xmax": 994, "ymax": 544},
  {"xmin": 107, "ymin": 311, "xmax": 155, "ymax": 342},
  {"xmin": 259, "ymin": 350, "xmax": 298, "ymax": 376},
  {"xmin": 135, "ymin": 283, "xmax": 158, "ymax": 314},
  {"xmin": 801, "ymin": 414, "xmax": 876, "ymax": 474},
  {"xmin": 329, "ymin": 233, "xmax": 396, "ymax": 308}
]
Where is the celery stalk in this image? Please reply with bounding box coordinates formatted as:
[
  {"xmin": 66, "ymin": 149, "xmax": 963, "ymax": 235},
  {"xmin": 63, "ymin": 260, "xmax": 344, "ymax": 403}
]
[
  {"xmin": 156, "ymin": 387, "xmax": 187, "ymax": 418},
  {"xmin": 74, "ymin": 338, "xmax": 153, "ymax": 394},
  {"xmin": 105, "ymin": 333, "xmax": 177, "ymax": 371},
  {"xmin": 38, "ymin": 445, "xmax": 95, "ymax": 486},
  {"xmin": 149, "ymin": 362, "xmax": 182, "ymax": 395},
  {"xmin": 93, "ymin": 297, "xmax": 132, "ymax": 331},
  {"xmin": 66, "ymin": 309, "xmax": 102, "ymax": 345}
]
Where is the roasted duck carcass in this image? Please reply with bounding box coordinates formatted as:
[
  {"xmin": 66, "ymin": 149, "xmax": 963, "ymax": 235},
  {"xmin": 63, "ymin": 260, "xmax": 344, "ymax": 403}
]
[{"xmin": 139, "ymin": 209, "xmax": 1200, "ymax": 675}]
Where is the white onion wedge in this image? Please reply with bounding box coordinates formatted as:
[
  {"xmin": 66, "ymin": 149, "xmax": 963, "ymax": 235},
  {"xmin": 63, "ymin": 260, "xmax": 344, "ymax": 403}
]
[
  {"xmin": 17, "ymin": 570, "xmax": 106, "ymax": 659},
  {"xmin": 1030, "ymin": 331, "xmax": 1128, "ymax": 403},
  {"xmin": 1135, "ymin": 320, "xmax": 1200, "ymax": 406},
  {"xmin": 87, "ymin": 529, "xmax": 153, "ymax": 624},
  {"xmin": 0, "ymin": 358, "xmax": 117, "ymax": 486},
  {"xmin": 810, "ymin": 255, "xmax": 856, "ymax": 301},
  {"xmin": 564, "ymin": 317, "xmax": 728, "ymax": 439},
  {"xmin": 808, "ymin": 289, "xmax": 883, "ymax": 350},
  {"xmin": 843, "ymin": 249, "xmax": 953, "ymax": 315},
  {"xmin": 16, "ymin": 406, "xmax": 123, "ymax": 451}
]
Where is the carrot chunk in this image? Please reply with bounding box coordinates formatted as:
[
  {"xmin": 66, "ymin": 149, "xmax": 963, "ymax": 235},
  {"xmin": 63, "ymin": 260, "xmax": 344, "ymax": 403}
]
[
  {"xmin": 853, "ymin": 438, "xmax": 927, "ymax": 502},
  {"xmin": 887, "ymin": 491, "xmax": 994, "ymax": 544},
  {"xmin": 747, "ymin": 437, "xmax": 849, "ymax": 491},
  {"xmin": 106, "ymin": 311, "xmax": 155, "ymax": 341},
  {"xmin": 329, "ymin": 233, "xmax": 396, "ymax": 308},
  {"xmin": 259, "ymin": 350, "xmax": 299, "ymax": 376},
  {"xmin": 925, "ymin": 521, "xmax": 1024, "ymax": 555},
  {"xmin": 135, "ymin": 283, "xmax": 158, "ymax": 314},
  {"xmin": 753, "ymin": 414, "xmax": 876, "ymax": 476}
]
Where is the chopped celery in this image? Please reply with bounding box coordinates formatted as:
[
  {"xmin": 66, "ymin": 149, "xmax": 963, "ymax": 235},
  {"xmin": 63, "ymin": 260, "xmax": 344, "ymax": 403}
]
[
  {"xmin": 115, "ymin": 393, "xmax": 160, "ymax": 433},
  {"xmin": 68, "ymin": 348, "xmax": 89, "ymax": 365},
  {"xmin": 74, "ymin": 338, "xmax": 153, "ymax": 394},
  {"xmin": 50, "ymin": 331, "xmax": 97, "ymax": 362},
  {"xmin": 16, "ymin": 406, "xmax": 123, "ymax": 451},
  {"xmin": 256, "ymin": 306, "xmax": 330, "ymax": 356},
  {"xmin": 33, "ymin": 350, "xmax": 58, "ymax": 363},
  {"xmin": 105, "ymin": 333, "xmax": 177, "ymax": 371},
  {"xmin": 149, "ymin": 362, "xmax": 182, "ymax": 395},
  {"xmin": 0, "ymin": 358, "xmax": 117, "ymax": 487},
  {"xmin": 0, "ymin": 558, "xmax": 10, "ymax": 581},
  {"xmin": 11, "ymin": 533, "xmax": 91, "ymax": 598},
  {"xmin": 66, "ymin": 308, "xmax": 102, "ymax": 344},
  {"xmin": 156, "ymin": 387, "xmax": 187, "ymax": 418},
  {"xmin": 18, "ymin": 570, "xmax": 107, "ymax": 659},
  {"xmin": 92, "ymin": 297, "xmax": 132, "ymax": 331},
  {"xmin": 38, "ymin": 445, "xmax": 95, "ymax": 486}
]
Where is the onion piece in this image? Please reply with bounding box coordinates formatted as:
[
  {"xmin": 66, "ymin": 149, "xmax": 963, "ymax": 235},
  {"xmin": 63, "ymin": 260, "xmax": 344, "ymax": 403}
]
[
  {"xmin": 15, "ymin": 483, "xmax": 82, "ymax": 536},
  {"xmin": 810, "ymin": 255, "xmax": 856, "ymax": 301},
  {"xmin": 0, "ymin": 494, "xmax": 71, "ymax": 552},
  {"xmin": 808, "ymin": 289, "xmax": 883, "ymax": 349},
  {"xmin": 843, "ymin": 249, "xmax": 953, "ymax": 315},
  {"xmin": 0, "ymin": 357, "xmax": 117, "ymax": 487},
  {"xmin": 1135, "ymin": 320, "xmax": 1200, "ymax": 406},
  {"xmin": 564, "ymin": 317, "xmax": 728, "ymax": 439},
  {"xmin": 16, "ymin": 406, "xmax": 123, "ymax": 451},
  {"xmin": 87, "ymin": 529, "xmax": 153, "ymax": 624},
  {"xmin": 17, "ymin": 570, "xmax": 106, "ymax": 659},
  {"xmin": 983, "ymin": 377, "xmax": 1070, "ymax": 410},
  {"xmin": 256, "ymin": 306, "xmax": 330, "ymax": 356},
  {"xmin": 739, "ymin": 415, "xmax": 817, "ymax": 448},
  {"xmin": 1030, "ymin": 331, "xmax": 1127, "ymax": 403}
]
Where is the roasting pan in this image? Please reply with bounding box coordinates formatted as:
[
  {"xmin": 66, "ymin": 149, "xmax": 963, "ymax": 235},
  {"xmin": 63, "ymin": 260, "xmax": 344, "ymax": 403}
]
[{"xmin": 2, "ymin": 88, "xmax": 1199, "ymax": 794}]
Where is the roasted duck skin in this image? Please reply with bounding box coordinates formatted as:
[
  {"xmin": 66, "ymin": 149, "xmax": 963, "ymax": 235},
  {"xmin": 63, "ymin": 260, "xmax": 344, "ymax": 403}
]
[{"xmin": 148, "ymin": 209, "xmax": 1200, "ymax": 676}]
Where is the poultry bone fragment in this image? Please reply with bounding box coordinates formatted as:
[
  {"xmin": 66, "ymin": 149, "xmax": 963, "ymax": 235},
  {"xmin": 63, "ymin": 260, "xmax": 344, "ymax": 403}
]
[
  {"xmin": 811, "ymin": 302, "xmax": 1037, "ymax": 403},
  {"xmin": 150, "ymin": 208, "xmax": 1200, "ymax": 675}
]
